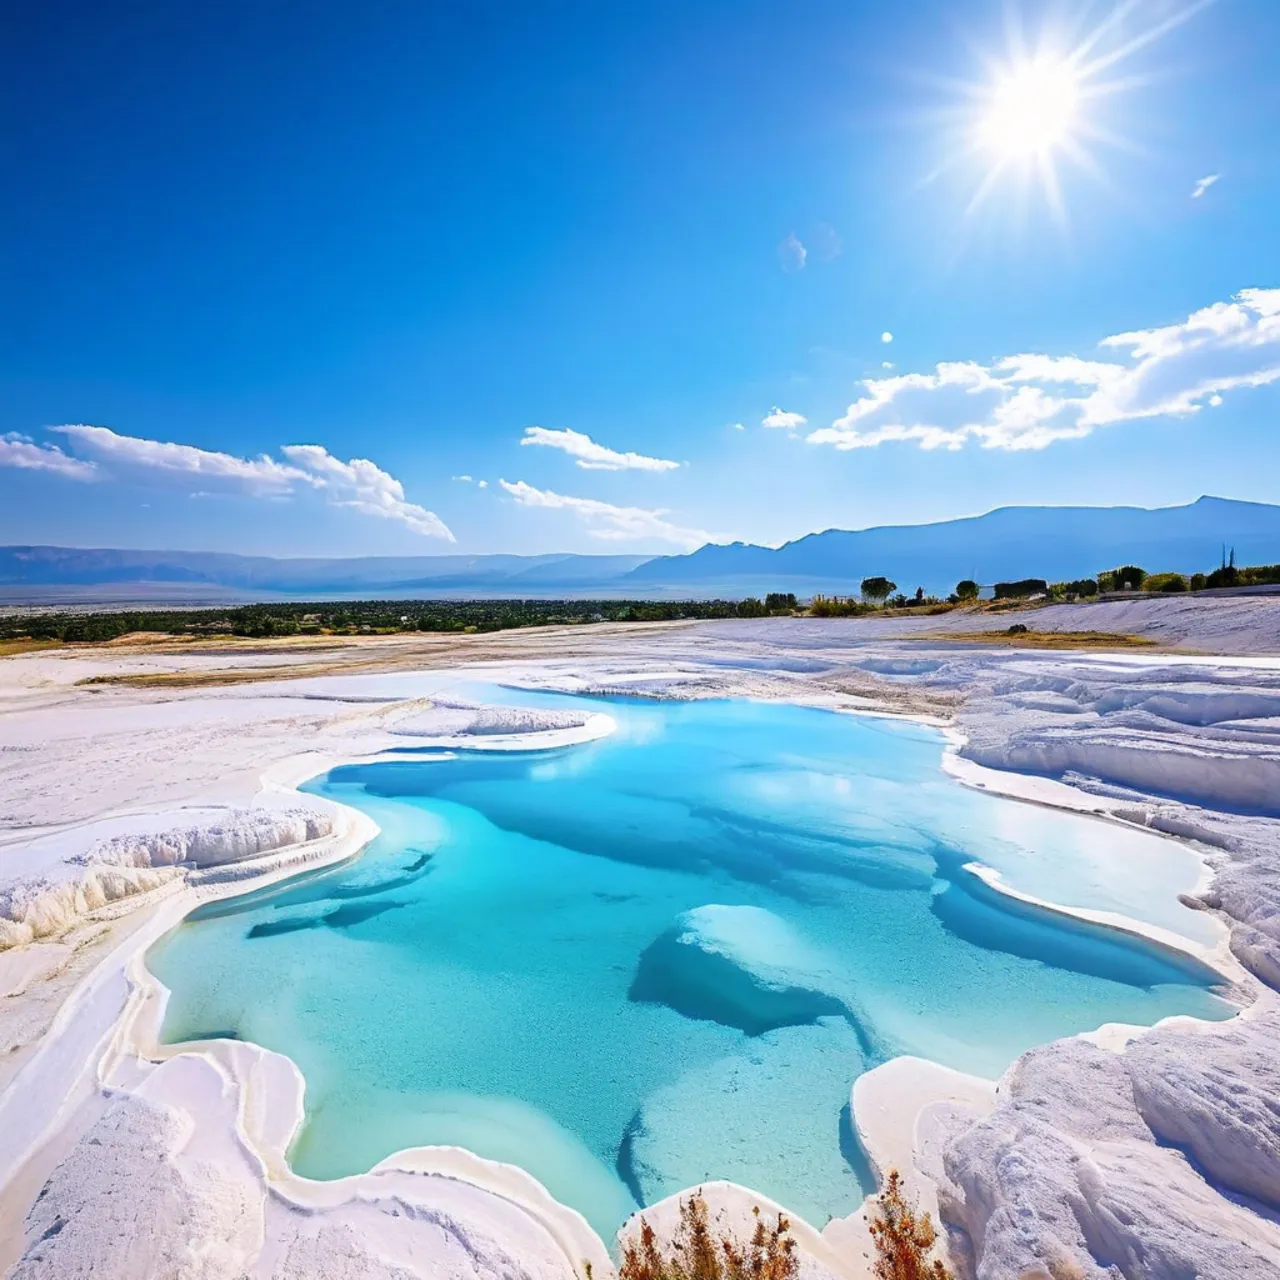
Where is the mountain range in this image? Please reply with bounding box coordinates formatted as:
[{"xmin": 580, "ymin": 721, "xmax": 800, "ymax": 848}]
[{"xmin": 2, "ymin": 496, "xmax": 1278, "ymax": 604}]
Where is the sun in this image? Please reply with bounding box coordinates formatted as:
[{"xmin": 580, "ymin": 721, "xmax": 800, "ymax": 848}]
[
  {"xmin": 923, "ymin": 2, "xmax": 1208, "ymax": 225},
  {"xmin": 977, "ymin": 57, "xmax": 1081, "ymax": 161}
]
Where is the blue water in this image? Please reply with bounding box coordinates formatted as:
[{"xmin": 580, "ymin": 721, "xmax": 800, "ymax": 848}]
[{"xmin": 149, "ymin": 692, "xmax": 1231, "ymax": 1241}]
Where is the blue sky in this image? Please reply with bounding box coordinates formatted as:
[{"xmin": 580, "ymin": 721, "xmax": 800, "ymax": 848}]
[{"xmin": 2, "ymin": 0, "xmax": 1278, "ymax": 557}]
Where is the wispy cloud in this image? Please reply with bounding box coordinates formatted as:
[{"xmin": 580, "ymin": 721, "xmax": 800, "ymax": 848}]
[
  {"xmin": 777, "ymin": 232, "xmax": 807, "ymax": 273},
  {"xmin": 761, "ymin": 407, "xmax": 807, "ymax": 430},
  {"xmin": 1191, "ymin": 173, "xmax": 1220, "ymax": 199},
  {"xmin": 498, "ymin": 479, "xmax": 713, "ymax": 548},
  {"xmin": 520, "ymin": 426, "xmax": 679, "ymax": 472},
  {"xmin": 55, "ymin": 424, "xmax": 309, "ymax": 492},
  {"xmin": 806, "ymin": 287, "xmax": 1280, "ymax": 453},
  {"xmin": 0, "ymin": 432, "xmax": 99, "ymax": 480},
  {"xmin": 48, "ymin": 425, "xmax": 454, "ymax": 539}
]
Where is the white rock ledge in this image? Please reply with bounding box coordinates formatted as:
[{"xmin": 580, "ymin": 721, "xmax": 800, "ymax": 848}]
[{"xmin": 0, "ymin": 806, "xmax": 340, "ymax": 950}]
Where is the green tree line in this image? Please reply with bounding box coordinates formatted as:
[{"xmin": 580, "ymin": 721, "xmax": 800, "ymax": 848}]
[{"xmin": 0, "ymin": 596, "xmax": 801, "ymax": 644}]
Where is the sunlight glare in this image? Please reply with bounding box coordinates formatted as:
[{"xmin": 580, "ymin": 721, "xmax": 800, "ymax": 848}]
[
  {"xmin": 978, "ymin": 58, "xmax": 1080, "ymax": 160},
  {"xmin": 925, "ymin": 1, "xmax": 1205, "ymax": 226}
]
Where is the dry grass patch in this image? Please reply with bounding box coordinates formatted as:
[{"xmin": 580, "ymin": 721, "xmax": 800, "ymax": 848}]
[
  {"xmin": 924, "ymin": 628, "xmax": 1156, "ymax": 650},
  {"xmin": 0, "ymin": 638, "xmax": 65, "ymax": 657},
  {"xmin": 76, "ymin": 662, "xmax": 354, "ymax": 689},
  {"xmin": 618, "ymin": 1194, "xmax": 798, "ymax": 1280},
  {"xmin": 868, "ymin": 1171, "xmax": 953, "ymax": 1280}
]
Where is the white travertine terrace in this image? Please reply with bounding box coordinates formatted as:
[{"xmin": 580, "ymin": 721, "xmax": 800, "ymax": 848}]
[{"xmin": 1, "ymin": 600, "xmax": 1279, "ymax": 1279}]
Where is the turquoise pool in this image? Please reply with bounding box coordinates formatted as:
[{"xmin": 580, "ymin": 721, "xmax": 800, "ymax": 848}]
[{"xmin": 149, "ymin": 691, "xmax": 1231, "ymax": 1240}]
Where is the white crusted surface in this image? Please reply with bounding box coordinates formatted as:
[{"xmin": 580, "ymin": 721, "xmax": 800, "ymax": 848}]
[{"xmin": 2, "ymin": 602, "xmax": 1279, "ymax": 1279}]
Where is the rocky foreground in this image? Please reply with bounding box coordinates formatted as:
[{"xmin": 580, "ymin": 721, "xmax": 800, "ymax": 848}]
[{"xmin": 0, "ymin": 601, "xmax": 1278, "ymax": 1279}]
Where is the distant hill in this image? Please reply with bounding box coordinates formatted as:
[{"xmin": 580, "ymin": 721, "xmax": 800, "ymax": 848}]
[
  {"xmin": 623, "ymin": 496, "xmax": 1280, "ymax": 596},
  {"xmin": 4, "ymin": 497, "xmax": 1278, "ymax": 604},
  {"xmin": 0, "ymin": 547, "xmax": 655, "ymax": 604}
]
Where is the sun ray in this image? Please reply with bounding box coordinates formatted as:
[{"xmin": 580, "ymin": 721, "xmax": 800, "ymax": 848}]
[
  {"xmin": 964, "ymin": 155, "xmax": 1013, "ymax": 217},
  {"xmin": 1076, "ymin": 0, "xmax": 1213, "ymax": 81},
  {"xmin": 1036, "ymin": 151, "xmax": 1069, "ymax": 229}
]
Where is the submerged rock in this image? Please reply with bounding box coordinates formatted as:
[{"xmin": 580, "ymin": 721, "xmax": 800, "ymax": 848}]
[
  {"xmin": 628, "ymin": 904, "xmax": 854, "ymax": 1036},
  {"xmin": 620, "ymin": 1020, "xmax": 869, "ymax": 1227}
]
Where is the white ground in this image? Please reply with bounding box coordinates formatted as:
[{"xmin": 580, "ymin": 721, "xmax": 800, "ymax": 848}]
[{"xmin": 1, "ymin": 598, "xmax": 1279, "ymax": 1279}]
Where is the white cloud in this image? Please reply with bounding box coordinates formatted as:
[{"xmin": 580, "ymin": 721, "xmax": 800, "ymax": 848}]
[
  {"xmin": 55, "ymin": 424, "xmax": 308, "ymax": 491},
  {"xmin": 729, "ymin": 422, "xmax": 746, "ymax": 431},
  {"xmin": 477, "ymin": 479, "xmax": 488, "ymax": 488},
  {"xmin": 881, "ymin": 331, "xmax": 894, "ymax": 344},
  {"xmin": 519, "ymin": 426, "xmax": 680, "ymax": 472},
  {"xmin": 1191, "ymin": 173, "xmax": 1220, "ymax": 199},
  {"xmin": 279, "ymin": 445, "xmax": 454, "ymax": 540},
  {"xmin": 762, "ymin": 406, "xmax": 807, "ymax": 430},
  {"xmin": 498, "ymin": 479, "xmax": 713, "ymax": 549},
  {"xmin": 453, "ymin": 474, "xmax": 474, "ymax": 482},
  {"xmin": 778, "ymin": 232, "xmax": 807, "ymax": 273},
  {"xmin": 881, "ymin": 361, "xmax": 894, "ymax": 370},
  {"xmin": 0, "ymin": 432, "xmax": 99, "ymax": 480},
  {"xmin": 49, "ymin": 424, "xmax": 453, "ymax": 539},
  {"xmin": 807, "ymin": 287, "xmax": 1280, "ymax": 453}
]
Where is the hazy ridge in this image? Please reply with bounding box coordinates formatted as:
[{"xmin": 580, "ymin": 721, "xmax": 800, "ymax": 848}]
[{"xmin": 3, "ymin": 496, "xmax": 1278, "ymax": 604}]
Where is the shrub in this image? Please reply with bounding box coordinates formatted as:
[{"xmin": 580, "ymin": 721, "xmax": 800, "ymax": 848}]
[
  {"xmin": 1051, "ymin": 578, "xmax": 1097, "ymax": 599},
  {"xmin": 809, "ymin": 595, "xmax": 867, "ymax": 618},
  {"xmin": 1100, "ymin": 565, "xmax": 1146, "ymax": 592},
  {"xmin": 868, "ymin": 1170, "xmax": 952, "ymax": 1280},
  {"xmin": 619, "ymin": 1193, "xmax": 798, "ymax": 1280},
  {"xmin": 1144, "ymin": 572, "xmax": 1187, "ymax": 593},
  {"xmin": 1189, "ymin": 572, "xmax": 1207, "ymax": 591},
  {"xmin": 993, "ymin": 579, "xmax": 1047, "ymax": 600},
  {"xmin": 1241, "ymin": 563, "xmax": 1280, "ymax": 586},
  {"xmin": 954, "ymin": 580, "xmax": 979, "ymax": 601}
]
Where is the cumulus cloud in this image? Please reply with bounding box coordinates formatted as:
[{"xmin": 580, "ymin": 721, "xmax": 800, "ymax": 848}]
[
  {"xmin": 453, "ymin": 473, "xmax": 474, "ymax": 482},
  {"xmin": 48, "ymin": 425, "xmax": 453, "ymax": 539},
  {"xmin": 761, "ymin": 406, "xmax": 807, "ymax": 430},
  {"xmin": 1191, "ymin": 173, "xmax": 1220, "ymax": 199},
  {"xmin": 806, "ymin": 287, "xmax": 1280, "ymax": 453},
  {"xmin": 498, "ymin": 479, "xmax": 713, "ymax": 549},
  {"xmin": 519, "ymin": 426, "xmax": 679, "ymax": 472},
  {"xmin": 279, "ymin": 445, "xmax": 454, "ymax": 540},
  {"xmin": 0, "ymin": 432, "xmax": 99, "ymax": 480},
  {"xmin": 778, "ymin": 232, "xmax": 807, "ymax": 273},
  {"xmin": 881, "ymin": 331, "xmax": 894, "ymax": 344}
]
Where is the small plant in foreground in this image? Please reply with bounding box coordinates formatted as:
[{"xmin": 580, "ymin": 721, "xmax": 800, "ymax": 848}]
[
  {"xmin": 619, "ymin": 1192, "xmax": 798, "ymax": 1280},
  {"xmin": 868, "ymin": 1170, "xmax": 952, "ymax": 1280}
]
